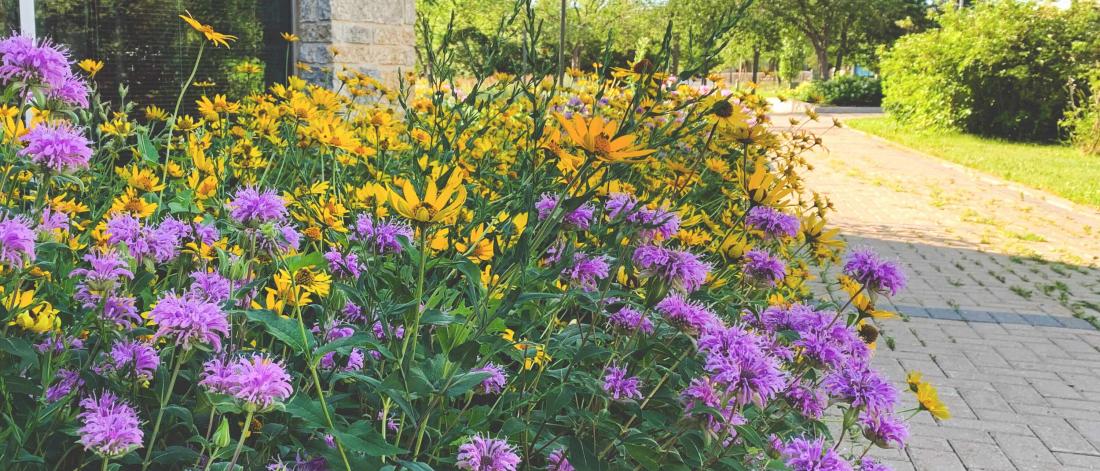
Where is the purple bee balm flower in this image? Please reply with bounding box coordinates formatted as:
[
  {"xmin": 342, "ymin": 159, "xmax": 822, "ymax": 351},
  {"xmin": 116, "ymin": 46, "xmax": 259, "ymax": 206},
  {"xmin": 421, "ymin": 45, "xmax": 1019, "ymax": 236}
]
[
  {"xmin": 201, "ymin": 354, "xmax": 293, "ymax": 409},
  {"xmin": 45, "ymin": 368, "xmax": 83, "ymax": 402},
  {"xmin": 858, "ymin": 457, "xmax": 892, "ymax": 471},
  {"xmin": 0, "ymin": 36, "xmax": 70, "ymax": 86},
  {"xmin": 72, "ymin": 250, "xmax": 132, "ymax": 288},
  {"xmin": 18, "ymin": 121, "xmax": 92, "ymax": 172},
  {"xmin": 104, "ymin": 212, "xmax": 142, "ymax": 247},
  {"xmin": 77, "ymin": 391, "xmax": 143, "ymax": 458},
  {"xmin": 345, "ymin": 348, "xmax": 365, "ymax": 372},
  {"xmin": 602, "ymin": 365, "xmax": 643, "ymax": 401},
  {"xmin": 823, "ymin": 365, "xmax": 897, "ymax": 414},
  {"xmin": 101, "ymin": 295, "xmax": 141, "ymax": 327},
  {"xmin": 742, "ymin": 249, "xmax": 786, "ymax": 287},
  {"xmin": 681, "ymin": 377, "xmax": 721, "ymax": 412},
  {"xmin": 473, "ymin": 363, "xmax": 508, "ymax": 395},
  {"xmin": 350, "ymin": 213, "xmax": 412, "ymax": 253},
  {"xmin": 39, "ymin": 206, "xmax": 69, "ymax": 233},
  {"xmin": 149, "ymin": 292, "xmax": 230, "ymax": 351},
  {"xmin": 607, "ymin": 307, "xmax": 654, "ymax": 334},
  {"xmin": 101, "ymin": 340, "xmax": 160, "ymax": 382},
  {"xmin": 190, "ymin": 271, "xmax": 232, "ymax": 303},
  {"xmin": 535, "ymin": 193, "xmax": 594, "ymax": 230},
  {"xmin": 605, "ymin": 193, "xmax": 680, "ymax": 241},
  {"xmin": 146, "ymin": 217, "xmax": 187, "ymax": 263},
  {"xmin": 703, "ymin": 350, "xmax": 787, "ymax": 408},
  {"xmin": 0, "ymin": 214, "xmax": 35, "ymax": 268},
  {"xmin": 745, "ymin": 205, "xmax": 800, "ymax": 239},
  {"xmin": 780, "ymin": 436, "xmax": 852, "ymax": 471},
  {"xmin": 656, "ymin": 294, "xmax": 722, "ymax": 333},
  {"xmin": 859, "ymin": 411, "xmax": 908, "ymax": 449},
  {"xmin": 47, "ymin": 72, "xmax": 89, "ymax": 107},
  {"xmin": 566, "ymin": 252, "xmax": 610, "ymax": 291},
  {"xmin": 456, "ymin": 435, "xmax": 522, "ymax": 471},
  {"xmin": 785, "ymin": 380, "xmax": 828, "ymax": 419},
  {"xmin": 546, "ymin": 448, "xmax": 574, "ymax": 471},
  {"xmin": 267, "ymin": 453, "xmax": 328, "ymax": 471},
  {"xmin": 632, "ymin": 245, "xmax": 709, "ymax": 292},
  {"xmin": 324, "ymin": 248, "xmax": 362, "ymax": 279},
  {"xmin": 844, "ymin": 249, "xmax": 906, "ymax": 296},
  {"xmin": 229, "ymin": 187, "xmax": 287, "ymax": 224}
]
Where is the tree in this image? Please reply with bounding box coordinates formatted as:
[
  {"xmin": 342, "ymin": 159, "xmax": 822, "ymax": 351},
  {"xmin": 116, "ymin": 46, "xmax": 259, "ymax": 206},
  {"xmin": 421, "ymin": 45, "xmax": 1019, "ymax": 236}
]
[{"xmin": 759, "ymin": 0, "xmax": 922, "ymax": 79}]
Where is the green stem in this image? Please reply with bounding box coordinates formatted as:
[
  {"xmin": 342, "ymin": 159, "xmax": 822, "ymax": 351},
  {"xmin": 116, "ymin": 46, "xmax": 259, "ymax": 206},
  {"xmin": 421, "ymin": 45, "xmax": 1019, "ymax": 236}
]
[
  {"xmin": 226, "ymin": 409, "xmax": 255, "ymax": 471},
  {"xmin": 291, "ymin": 297, "xmax": 352, "ymax": 471},
  {"xmin": 101, "ymin": 457, "xmax": 109, "ymax": 471},
  {"xmin": 157, "ymin": 41, "xmax": 205, "ymax": 208},
  {"xmin": 141, "ymin": 351, "xmax": 185, "ymax": 471}
]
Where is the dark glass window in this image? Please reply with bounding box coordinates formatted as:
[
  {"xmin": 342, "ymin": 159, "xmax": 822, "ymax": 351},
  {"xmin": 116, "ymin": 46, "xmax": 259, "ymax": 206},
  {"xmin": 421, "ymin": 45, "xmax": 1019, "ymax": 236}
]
[{"xmin": 34, "ymin": 0, "xmax": 293, "ymax": 111}]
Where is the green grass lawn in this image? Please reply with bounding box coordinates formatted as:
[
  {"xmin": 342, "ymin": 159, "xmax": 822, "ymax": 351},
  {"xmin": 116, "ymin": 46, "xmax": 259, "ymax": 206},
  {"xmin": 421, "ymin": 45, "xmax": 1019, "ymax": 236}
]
[{"xmin": 845, "ymin": 116, "xmax": 1100, "ymax": 207}]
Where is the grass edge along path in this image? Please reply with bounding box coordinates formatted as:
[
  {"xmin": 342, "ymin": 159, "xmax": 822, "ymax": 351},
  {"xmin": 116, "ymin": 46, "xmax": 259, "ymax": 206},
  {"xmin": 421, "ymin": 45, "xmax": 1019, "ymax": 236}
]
[{"xmin": 845, "ymin": 116, "xmax": 1100, "ymax": 207}]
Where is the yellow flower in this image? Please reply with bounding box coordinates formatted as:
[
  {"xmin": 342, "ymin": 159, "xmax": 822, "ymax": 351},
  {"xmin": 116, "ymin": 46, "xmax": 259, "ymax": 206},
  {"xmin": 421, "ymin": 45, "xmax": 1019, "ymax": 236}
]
[
  {"xmin": 116, "ymin": 165, "xmax": 166, "ymax": 192},
  {"xmin": 916, "ymin": 382, "xmax": 951, "ymax": 419},
  {"xmin": 144, "ymin": 105, "xmax": 168, "ymax": 121},
  {"xmin": 196, "ymin": 95, "xmax": 240, "ymax": 121},
  {"xmin": 174, "ymin": 115, "xmax": 204, "ymax": 132},
  {"xmin": 99, "ymin": 118, "xmax": 133, "ymax": 137},
  {"xmin": 235, "ymin": 61, "xmax": 263, "ymax": 75},
  {"xmin": 11, "ymin": 302, "xmax": 60, "ymax": 334},
  {"xmin": 78, "ymin": 59, "xmax": 104, "ymax": 78},
  {"xmin": 455, "ymin": 224, "xmax": 494, "ymax": 262},
  {"xmin": 523, "ymin": 345, "xmax": 551, "ymax": 370},
  {"xmin": 179, "ymin": 12, "xmax": 238, "ymax": 48},
  {"xmin": 281, "ymin": 32, "xmax": 300, "ymax": 43},
  {"xmin": 288, "ymin": 267, "xmax": 332, "ymax": 298},
  {"xmin": 554, "ymin": 113, "xmax": 655, "ymax": 164},
  {"xmin": 906, "ymin": 371, "xmax": 923, "ymax": 393},
  {"xmin": 108, "ymin": 187, "xmax": 157, "ymax": 218},
  {"xmin": 388, "ymin": 171, "xmax": 467, "ymax": 224}
]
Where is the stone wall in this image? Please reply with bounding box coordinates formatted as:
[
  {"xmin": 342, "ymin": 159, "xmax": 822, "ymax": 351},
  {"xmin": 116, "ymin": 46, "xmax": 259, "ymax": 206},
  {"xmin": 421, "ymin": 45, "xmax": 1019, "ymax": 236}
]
[{"xmin": 297, "ymin": 0, "xmax": 417, "ymax": 88}]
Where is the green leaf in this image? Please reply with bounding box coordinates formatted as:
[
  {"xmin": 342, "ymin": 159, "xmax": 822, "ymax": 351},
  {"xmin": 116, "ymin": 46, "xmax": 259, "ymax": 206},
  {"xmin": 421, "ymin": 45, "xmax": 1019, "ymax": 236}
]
[
  {"xmin": 312, "ymin": 334, "xmax": 384, "ymax": 362},
  {"xmin": 442, "ymin": 370, "xmax": 491, "ymax": 398},
  {"xmin": 243, "ymin": 309, "xmax": 312, "ymax": 353},
  {"xmin": 335, "ymin": 422, "xmax": 405, "ymax": 457},
  {"xmin": 395, "ymin": 460, "xmax": 434, "ymax": 471},
  {"xmin": 284, "ymin": 252, "xmax": 325, "ymax": 272},
  {"xmin": 137, "ymin": 130, "xmax": 159, "ymax": 164},
  {"xmin": 0, "ymin": 338, "xmax": 38, "ymax": 370},
  {"xmin": 285, "ymin": 395, "xmax": 334, "ymax": 430}
]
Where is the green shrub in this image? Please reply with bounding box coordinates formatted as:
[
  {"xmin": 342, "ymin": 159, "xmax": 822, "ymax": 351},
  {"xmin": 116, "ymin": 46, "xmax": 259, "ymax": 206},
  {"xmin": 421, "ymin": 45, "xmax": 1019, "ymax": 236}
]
[
  {"xmin": 1063, "ymin": 71, "xmax": 1100, "ymax": 155},
  {"xmin": 880, "ymin": 1, "xmax": 1100, "ymax": 141},
  {"xmin": 794, "ymin": 76, "xmax": 882, "ymax": 106}
]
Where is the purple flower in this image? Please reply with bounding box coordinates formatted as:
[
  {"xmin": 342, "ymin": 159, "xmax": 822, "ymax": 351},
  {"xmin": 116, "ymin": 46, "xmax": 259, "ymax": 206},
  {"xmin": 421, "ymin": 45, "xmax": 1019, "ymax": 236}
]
[
  {"xmin": 0, "ymin": 36, "xmax": 69, "ymax": 86},
  {"xmin": 190, "ymin": 271, "xmax": 232, "ymax": 303},
  {"xmin": 608, "ymin": 307, "xmax": 654, "ymax": 334},
  {"xmin": 350, "ymin": 213, "xmax": 412, "ymax": 253},
  {"xmin": 780, "ymin": 436, "xmax": 851, "ymax": 471},
  {"xmin": 72, "ymin": 250, "xmax": 132, "ymax": 289},
  {"xmin": 785, "ymin": 381, "xmax": 828, "ymax": 419},
  {"xmin": 535, "ymin": 194, "xmax": 594, "ymax": 230},
  {"xmin": 77, "ymin": 392, "xmax": 143, "ymax": 458},
  {"xmin": 0, "ymin": 214, "xmax": 35, "ymax": 268},
  {"xmin": 860, "ymin": 411, "xmax": 908, "ymax": 449},
  {"xmin": 566, "ymin": 252, "xmax": 609, "ymax": 291},
  {"xmin": 743, "ymin": 249, "xmax": 785, "ymax": 287},
  {"xmin": 656, "ymin": 294, "xmax": 722, "ymax": 333},
  {"xmin": 606, "ymin": 193, "xmax": 680, "ymax": 241},
  {"xmin": 456, "ymin": 435, "xmax": 521, "ymax": 471},
  {"xmin": 229, "ymin": 187, "xmax": 287, "ymax": 224},
  {"xmin": 201, "ymin": 354, "xmax": 294, "ymax": 409},
  {"xmin": 697, "ymin": 326, "xmax": 788, "ymax": 408},
  {"xmin": 149, "ymin": 292, "xmax": 230, "ymax": 351},
  {"xmin": 19, "ymin": 121, "xmax": 92, "ymax": 172},
  {"xmin": 100, "ymin": 340, "xmax": 160, "ymax": 382},
  {"xmin": 345, "ymin": 348, "xmax": 365, "ymax": 371},
  {"xmin": 602, "ymin": 365, "xmax": 642, "ymax": 401},
  {"xmin": 681, "ymin": 377, "xmax": 721, "ymax": 412},
  {"xmin": 39, "ymin": 206, "xmax": 69, "ymax": 233},
  {"xmin": 546, "ymin": 448, "xmax": 574, "ymax": 471},
  {"xmin": 859, "ymin": 457, "xmax": 892, "ymax": 471},
  {"xmin": 104, "ymin": 212, "xmax": 142, "ymax": 247},
  {"xmin": 324, "ymin": 249, "xmax": 362, "ymax": 279},
  {"xmin": 844, "ymin": 249, "xmax": 906, "ymax": 296},
  {"xmin": 267, "ymin": 453, "xmax": 328, "ymax": 471},
  {"xmin": 45, "ymin": 368, "xmax": 83, "ymax": 402},
  {"xmin": 745, "ymin": 205, "xmax": 800, "ymax": 239},
  {"xmin": 47, "ymin": 72, "xmax": 89, "ymax": 107},
  {"xmin": 823, "ymin": 366, "xmax": 897, "ymax": 414},
  {"xmin": 472, "ymin": 363, "xmax": 508, "ymax": 395},
  {"xmin": 101, "ymin": 295, "xmax": 140, "ymax": 327},
  {"xmin": 632, "ymin": 245, "xmax": 710, "ymax": 292}
]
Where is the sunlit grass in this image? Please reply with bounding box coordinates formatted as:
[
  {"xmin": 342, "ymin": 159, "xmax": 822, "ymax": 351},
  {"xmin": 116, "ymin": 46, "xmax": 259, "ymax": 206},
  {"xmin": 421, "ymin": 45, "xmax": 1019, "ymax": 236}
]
[{"xmin": 846, "ymin": 116, "xmax": 1100, "ymax": 207}]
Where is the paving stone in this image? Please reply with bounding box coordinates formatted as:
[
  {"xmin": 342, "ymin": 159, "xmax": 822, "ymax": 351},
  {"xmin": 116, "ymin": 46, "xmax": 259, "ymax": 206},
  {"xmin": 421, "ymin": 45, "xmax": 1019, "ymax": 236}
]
[
  {"xmin": 950, "ymin": 439, "xmax": 1015, "ymax": 470},
  {"xmin": 1030, "ymin": 422, "xmax": 1098, "ymax": 455},
  {"xmin": 907, "ymin": 447, "xmax": 966, "ymax": 471},
  {"xmin": 992, "ymin": 432, "xmax": 1060, "ymax": 466}
]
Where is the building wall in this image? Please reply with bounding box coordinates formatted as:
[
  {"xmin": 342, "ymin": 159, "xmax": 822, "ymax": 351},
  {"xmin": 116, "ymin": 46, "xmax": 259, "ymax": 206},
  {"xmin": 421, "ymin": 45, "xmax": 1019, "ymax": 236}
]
[{"xmin": 297, "ymin": 0, "xmax": 417, "ymax": 88}]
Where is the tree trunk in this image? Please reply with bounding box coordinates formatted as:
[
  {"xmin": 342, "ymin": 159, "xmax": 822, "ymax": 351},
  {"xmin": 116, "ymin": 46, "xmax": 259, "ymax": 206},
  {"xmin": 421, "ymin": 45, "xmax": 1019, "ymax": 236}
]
[
  {"xmin": 751, "ymin": 46, "xmax": 760, "ymax": 83},
  {"xmin": 814, "ymin": 44, "xmax": 831, "ymax": 80}
]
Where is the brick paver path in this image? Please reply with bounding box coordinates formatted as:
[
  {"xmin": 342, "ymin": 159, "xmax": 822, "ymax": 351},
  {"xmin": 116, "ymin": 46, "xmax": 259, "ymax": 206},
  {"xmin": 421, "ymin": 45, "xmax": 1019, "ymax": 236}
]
[{"xmin": 788, "ymin": 112, "xmax": 1100, "ymax": 470}]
